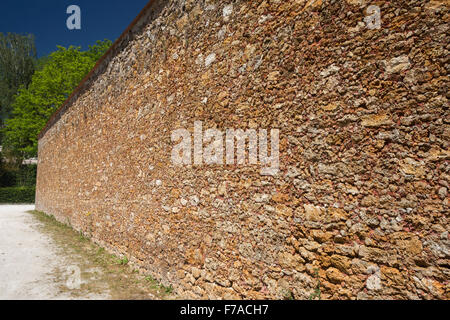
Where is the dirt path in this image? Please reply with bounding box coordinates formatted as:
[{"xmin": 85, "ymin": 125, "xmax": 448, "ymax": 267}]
[
  {"xmin": 0, "ymin": 204, "xmax": 92, "ymax": 299},
  {"xmin": 0, "ymin": 205, "xmax": 169, "ymax": 300}
]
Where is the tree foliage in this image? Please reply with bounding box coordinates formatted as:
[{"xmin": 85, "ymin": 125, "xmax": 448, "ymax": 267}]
[
  {"xmin": 2, "ymin": 40, "xmax": 112, "ymax": 159},
  {"xmin": 0, "ymin": 33, "xmax": 37, "ymax": 126}
]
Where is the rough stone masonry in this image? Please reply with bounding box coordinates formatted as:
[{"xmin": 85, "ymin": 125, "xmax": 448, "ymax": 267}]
[{"xmin": 36, "ymin": 0, "xmax": 449, "ymax": 299}]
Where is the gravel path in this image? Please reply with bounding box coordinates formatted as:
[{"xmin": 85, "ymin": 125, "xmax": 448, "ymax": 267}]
[{"xmin": 0, "ymin": 205, "xmax": 108, "ymax": 300}]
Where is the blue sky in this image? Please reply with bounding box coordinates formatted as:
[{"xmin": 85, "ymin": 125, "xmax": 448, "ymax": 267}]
[{"xmin": 0, "ymin": 0, "xmax": 150, "ymax": 57}]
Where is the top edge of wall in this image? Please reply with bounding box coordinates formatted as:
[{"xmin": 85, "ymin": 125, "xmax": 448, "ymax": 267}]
[{"xmin": 37, "ymin": 0, "xmax": 160, "ymax": 141}]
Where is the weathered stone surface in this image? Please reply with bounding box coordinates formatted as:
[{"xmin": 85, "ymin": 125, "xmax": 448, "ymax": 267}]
[
  {"xmin": 326, "ymin": 267, "xmax": 347, "ymax": 284},
  {"xmin": 36, "ymin": 0, "xmax": 449, "ymax": 299},
  {"xmin": 385, "ymin": 55, "xmax": 411, "ymax": 74}
]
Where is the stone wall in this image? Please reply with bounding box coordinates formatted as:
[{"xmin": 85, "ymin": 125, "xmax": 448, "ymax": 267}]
[{"xmin": 36, "ymin": 0, "xmax": 449, "ymax": 299}]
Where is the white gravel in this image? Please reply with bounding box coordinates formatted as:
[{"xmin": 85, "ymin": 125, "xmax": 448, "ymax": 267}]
[{"xmin": 0, "ymin": 205, "xmax": 107, "ymax": 300}]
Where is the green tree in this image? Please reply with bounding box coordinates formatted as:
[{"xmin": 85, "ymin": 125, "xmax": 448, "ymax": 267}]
[
  {"xmin": 2, "ymin": 39, "xmax": 112, "ymax": 160},
  {"xmin": 86, "ymin": 40, "xmax": 112, "ymax": 61},
  {"xmin": 0, "ymin": 33, "xmax": 37, "ymax": 129}
]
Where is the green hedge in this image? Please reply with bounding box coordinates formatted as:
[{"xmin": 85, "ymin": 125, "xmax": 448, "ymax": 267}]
[
  {"xmin": 0, "ymin": 186, "xmax": 35, "ymax": 203},
  {"xmin": 0, "ymin": 164, "xmax": 37, "ymax": 187},
  {"xmin": 15, "ymin": 164, "xmax": 37, "ymax": 186},
  {"xmin": 0, "ymin": 169, "xmax": 16, "ymax": 187}
]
